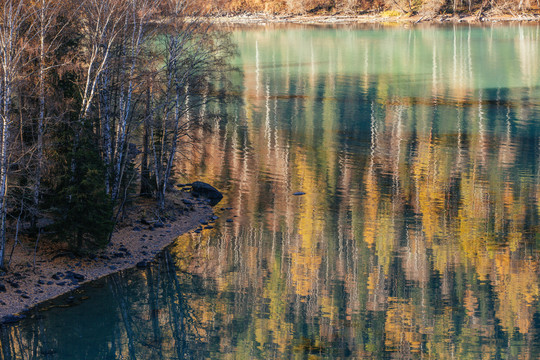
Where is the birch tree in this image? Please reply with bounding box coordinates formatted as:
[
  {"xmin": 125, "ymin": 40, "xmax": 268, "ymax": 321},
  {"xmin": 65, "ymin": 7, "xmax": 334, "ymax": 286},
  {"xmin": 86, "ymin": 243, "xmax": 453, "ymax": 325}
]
[
  {"xmin": 149, "ymin": 1, "xmax": 234, "ymax": 210},
  {"xmin": 30, "ymin": 0, "xmax": 66, "ymax": 227},
  {"xmin": 77, "ymin": 0, "xmax": 126, "ymax": 124},
  {"xmin": 0, "ymin": 0, "xmax": 33, "ymax": 268},
  {"xmin": 106, "ymin": 0, "xmax": 159, "ymax": 204},
  {"xmin": 50, "ymin": 0, "xmax": 127, "ymax": 252}
]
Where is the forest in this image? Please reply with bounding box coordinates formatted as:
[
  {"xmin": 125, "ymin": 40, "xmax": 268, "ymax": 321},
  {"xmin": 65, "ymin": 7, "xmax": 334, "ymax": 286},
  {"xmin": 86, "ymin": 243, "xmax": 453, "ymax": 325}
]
[{"xmin": 0, "ymin": 0, "xmax": 234, "ymax": 269}]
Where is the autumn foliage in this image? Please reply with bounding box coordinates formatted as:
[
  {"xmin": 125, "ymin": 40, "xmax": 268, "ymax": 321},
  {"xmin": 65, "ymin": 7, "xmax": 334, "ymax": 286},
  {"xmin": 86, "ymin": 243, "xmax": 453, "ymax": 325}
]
[{"xmin": 203, "ymin": 0, "xmax": 539, "ymax": 15}]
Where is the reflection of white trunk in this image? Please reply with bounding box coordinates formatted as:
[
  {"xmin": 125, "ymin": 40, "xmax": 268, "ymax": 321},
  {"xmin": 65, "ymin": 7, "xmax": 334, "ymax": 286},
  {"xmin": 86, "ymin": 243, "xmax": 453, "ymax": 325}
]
[
  {"xmin": 452, "ymin": 25, "xmax": 457, "ymax": 90},
  {"xmin": 456, "ymin": 107, "xmax": 463, "ymax": 172},
  {"xmin": 255, "ymin": 40, "xmax": 260, "ymax": 96},
  {"xmin": 392, "ymin": 106, "xmax": 403, "ymax": 194},
  {"xmin": 265, "ymin": 82, "xmax": 270, "ymax": 145},
  {"xmin": 310, "ymin": 38, "xmax": 315, "ymax": 81},
  {"xmin": 369, "ymin": 102, "xmax": 378, "ymax": 170},
  {"xmin": 478, "ymin": 90, "xmax": 487, "ymax": 167}
]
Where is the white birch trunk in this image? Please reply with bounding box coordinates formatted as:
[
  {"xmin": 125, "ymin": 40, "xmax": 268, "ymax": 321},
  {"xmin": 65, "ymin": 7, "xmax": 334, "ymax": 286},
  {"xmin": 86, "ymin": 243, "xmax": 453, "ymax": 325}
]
[{"xmin": 0, "ymin": 0, "xmax": 27, "ymax": 268}]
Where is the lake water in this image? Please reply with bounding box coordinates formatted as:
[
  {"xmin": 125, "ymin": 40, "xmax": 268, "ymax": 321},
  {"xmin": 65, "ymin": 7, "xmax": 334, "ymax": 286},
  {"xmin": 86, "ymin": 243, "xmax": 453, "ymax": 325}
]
[{"xmin": 2, "ymin": 24, "xmax": 540, "ymax": 359}]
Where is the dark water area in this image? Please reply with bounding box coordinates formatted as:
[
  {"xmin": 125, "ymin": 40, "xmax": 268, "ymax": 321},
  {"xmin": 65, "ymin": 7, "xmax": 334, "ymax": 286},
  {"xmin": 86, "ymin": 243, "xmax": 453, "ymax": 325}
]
[{"xmin": 2, "ymin": 24, "xmax": 540, "ymax": 359}]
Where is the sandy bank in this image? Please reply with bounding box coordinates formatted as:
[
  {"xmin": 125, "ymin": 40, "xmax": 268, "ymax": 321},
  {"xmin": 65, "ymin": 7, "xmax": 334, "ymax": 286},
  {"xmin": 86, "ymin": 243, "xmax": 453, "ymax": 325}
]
[{"xmin": 0, "ymin": 190, "xmax": 215, "ymax": 322}]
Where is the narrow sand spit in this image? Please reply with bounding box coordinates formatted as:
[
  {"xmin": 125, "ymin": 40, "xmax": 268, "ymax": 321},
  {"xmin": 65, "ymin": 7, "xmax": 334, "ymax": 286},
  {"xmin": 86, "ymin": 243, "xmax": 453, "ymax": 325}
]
[{"xmin": 0, "ymin": 191, "xmax": 214, "ymax": 322}]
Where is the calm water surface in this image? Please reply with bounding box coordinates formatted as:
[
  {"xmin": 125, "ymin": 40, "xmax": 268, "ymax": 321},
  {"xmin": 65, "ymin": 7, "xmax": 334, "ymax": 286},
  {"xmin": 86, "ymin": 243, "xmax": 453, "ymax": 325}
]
[{"xmin": 2, "ymin": 25, "xmax": 540, "ymax": 359}]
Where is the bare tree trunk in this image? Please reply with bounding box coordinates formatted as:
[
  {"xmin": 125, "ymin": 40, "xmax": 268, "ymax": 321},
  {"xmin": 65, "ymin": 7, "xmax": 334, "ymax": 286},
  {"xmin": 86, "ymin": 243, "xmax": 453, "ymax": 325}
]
[
  {"xmin": 140, "ymin": 86, "xmax": 153, "ymax": 196},
  {"xmin": 0, "ymin": 0, "xmax": 30, "ymax": 269},
  {"xmin": 112, "ymin": 0, "xmax": 143, "ymax": 203},
  {"xmin": 100, "ymin": 67, "xmax": 113, "ymax": 195},
  {"xmin": 33, "ymin": 0, "xmax": 61, "ymax": 227}
]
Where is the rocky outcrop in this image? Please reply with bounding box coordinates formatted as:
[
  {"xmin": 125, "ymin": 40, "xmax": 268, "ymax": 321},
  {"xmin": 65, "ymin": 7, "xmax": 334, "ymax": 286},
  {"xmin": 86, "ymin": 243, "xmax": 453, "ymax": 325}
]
[{"xmin": 190, "ymin": 181, "xmax": 223, "ymax": 206}]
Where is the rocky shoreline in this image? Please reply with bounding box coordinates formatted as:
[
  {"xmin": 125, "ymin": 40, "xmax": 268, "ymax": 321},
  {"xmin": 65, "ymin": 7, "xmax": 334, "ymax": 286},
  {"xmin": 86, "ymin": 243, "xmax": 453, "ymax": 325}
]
[
  {"xmin": 0, "ymin": 188, "xmax": 219, "ymax": 323},
  {"xmin": 207, "ymin": 12, "xmax": 540, "ymax": 25}
]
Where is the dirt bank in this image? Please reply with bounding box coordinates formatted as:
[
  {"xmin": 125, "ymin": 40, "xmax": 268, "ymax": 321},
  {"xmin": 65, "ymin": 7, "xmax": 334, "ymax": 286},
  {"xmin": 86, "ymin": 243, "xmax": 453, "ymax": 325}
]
[{"xmin": 0, "ymin": 190, "xmax": 215, "ymax": 322}]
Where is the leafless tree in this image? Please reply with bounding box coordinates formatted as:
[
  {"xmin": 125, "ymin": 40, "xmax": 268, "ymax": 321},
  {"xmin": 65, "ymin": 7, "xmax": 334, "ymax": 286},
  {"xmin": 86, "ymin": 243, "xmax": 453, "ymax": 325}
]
[
  {"xmin": 148, "ymin": 1, "xmax": 234, "ymax": 210},
  {"xmin": 0, "ymin": 0, "xmax": 34, "ymax": 268},
  {"xmin": 30, "ymin": 0, "xmax": 68, "ymax": 227}
]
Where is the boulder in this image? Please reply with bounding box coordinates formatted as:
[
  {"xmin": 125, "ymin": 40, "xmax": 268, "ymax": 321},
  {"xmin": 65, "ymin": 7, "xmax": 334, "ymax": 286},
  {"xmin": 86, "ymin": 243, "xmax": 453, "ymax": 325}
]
[
  {"xmin": 136, "ymin": 261, "xmax": 149, "ymax": 269},
  {"xmin": 190, "ymin": 181, "xmax": 223, "ymax": 206},
  {"xmin": 2, "ymin": 314, "xmax": 26, "ymax": 324}
]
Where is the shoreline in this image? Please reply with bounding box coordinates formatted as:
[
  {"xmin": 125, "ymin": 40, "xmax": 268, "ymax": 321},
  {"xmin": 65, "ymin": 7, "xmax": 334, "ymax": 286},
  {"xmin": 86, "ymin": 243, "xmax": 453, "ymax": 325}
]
[
  {"xmin": 207, "ymin": 12, "xmax": 540, "ymax": 25},
  {"xmin": 0, "ymin": 190, "xmax": 215, "ymax": 323}
]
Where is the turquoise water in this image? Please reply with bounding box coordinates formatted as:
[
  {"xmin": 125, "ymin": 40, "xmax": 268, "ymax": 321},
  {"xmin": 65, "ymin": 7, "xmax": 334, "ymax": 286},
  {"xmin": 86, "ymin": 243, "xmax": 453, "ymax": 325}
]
[{"xmin": 2, "ymin": 24, "xmax": 540, "ymax": 359}]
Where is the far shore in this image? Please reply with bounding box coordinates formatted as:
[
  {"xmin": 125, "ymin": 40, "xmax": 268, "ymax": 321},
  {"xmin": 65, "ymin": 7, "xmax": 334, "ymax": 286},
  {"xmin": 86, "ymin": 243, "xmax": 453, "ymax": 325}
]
[
  {"xmin": 206, "ymin": 12, "xmax": 540, "ymax": 25},
  {"xmin": 0, "ymin": 190, "xmax": 216, "ymax": 323}
]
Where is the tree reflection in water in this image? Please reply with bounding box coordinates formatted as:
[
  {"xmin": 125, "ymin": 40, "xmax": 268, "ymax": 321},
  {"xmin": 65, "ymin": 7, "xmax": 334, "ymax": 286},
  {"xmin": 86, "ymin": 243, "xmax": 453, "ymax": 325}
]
[
  {"xmin": 1, "ymin": 25, "xmax": 540, "ymax": 359},
  {"xmin": 0, "ymin": 252, "xmax": 210, "ymax": 359}
]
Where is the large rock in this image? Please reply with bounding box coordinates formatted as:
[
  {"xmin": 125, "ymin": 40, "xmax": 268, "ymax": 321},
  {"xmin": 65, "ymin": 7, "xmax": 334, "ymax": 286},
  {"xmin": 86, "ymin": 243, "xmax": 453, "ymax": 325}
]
[
  {"xmin": 191, "ymin": 181, "xmax": 223, "ymax": 206},
  {"xmin": 2, "ymin": 314, "xmax": 26, "ymax": 324}
]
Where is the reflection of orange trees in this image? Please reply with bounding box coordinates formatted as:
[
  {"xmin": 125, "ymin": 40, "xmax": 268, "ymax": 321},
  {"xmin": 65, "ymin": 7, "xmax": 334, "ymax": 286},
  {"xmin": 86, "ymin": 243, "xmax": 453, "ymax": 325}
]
[
  {"xmin": 384, "ymin": 298, "xmax": 423, "ymax": 355},
  {"xmin": 170, "ymin": 28, "xmax": 540, "ymax": 358},
  {"xmin": 493, "ymin": 250, "xmax": 539, "ymax": 334},
  {"xmin": 458, "ymin": 170, "xmax": 491, "ymax": 259},
  {"xmin": 290, "ymin": 154, "xmax": 323, "ymax": 298},
  {"xmin": 362, "ymin": 165, "xmax": 379, "ymax": 248},
  {"xmin": 364, "ymin": 97, "xmax": 540, "ymax": 343},
  {"xmin": 412, "ymin": 131, "xmax": 449, "ymax": 243}
]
